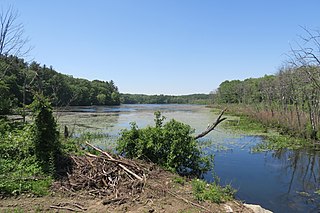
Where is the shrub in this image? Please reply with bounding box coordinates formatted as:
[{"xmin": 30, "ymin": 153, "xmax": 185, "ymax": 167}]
[
  {"xmin": 30, "ymin": 93, "xmax": 61, "ymax": 175},
  {"xmin": 116, "ymin": 111, "xmax": 212, "ymax": 176}
]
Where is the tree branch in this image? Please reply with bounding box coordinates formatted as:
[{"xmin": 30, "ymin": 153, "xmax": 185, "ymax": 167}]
[{"xmin": 194, "ymin": 108, "xmax": 227, "ymax": 140}]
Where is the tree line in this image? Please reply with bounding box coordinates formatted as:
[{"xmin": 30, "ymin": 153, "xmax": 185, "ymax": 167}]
[
  {"xmin": 0, "ymin": 55, "xmax": 120, "ymax": 115},
  {"xmin": 213, "ymin": 28, "xmax": 320, "ymax": 140},
  {"xmin": 121, "ymin": 93, "xmax": 212, "ymax": 105}
]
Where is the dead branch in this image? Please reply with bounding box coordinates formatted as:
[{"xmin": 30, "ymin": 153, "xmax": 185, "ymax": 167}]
[
  {"xmin": 85, "ymin": 152, "xmax": 140, "ymax": 169},
  {"xmin": 85, "ymin": 141, "xmax": 143, "ymax": 181},
  {"xmin": 195, "ymin": 108, "xmax": 227, "ymax": 140},
  {"xmin": 50, "ymin": 205, "xmax": 78, "ymax": 212}
]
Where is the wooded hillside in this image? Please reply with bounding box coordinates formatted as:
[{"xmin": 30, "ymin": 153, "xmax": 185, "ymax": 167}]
[{"xmin": 0, "ymin": 55, "xmax": 120, "ymax": 114}]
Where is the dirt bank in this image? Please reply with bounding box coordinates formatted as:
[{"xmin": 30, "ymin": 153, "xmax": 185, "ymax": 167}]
[{"xmin": 1, "ymin": 162, "xmax": 254, "ymax": 212}]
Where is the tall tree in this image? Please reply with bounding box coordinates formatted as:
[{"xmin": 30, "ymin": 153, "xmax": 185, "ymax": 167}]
[{"xmin": 0, "ymin": 6, "xmax": 30, "ymax": 58}]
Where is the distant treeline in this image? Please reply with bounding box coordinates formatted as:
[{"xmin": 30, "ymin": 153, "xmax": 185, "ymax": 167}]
[
  {"xmin": 121, "ymin": 93, "xmax": 212, "ymax": 105},
  {"xmin": 0, "ymin": 55, "xmax": 120, "ymax": 114},
  {"xmin": 213, "ymin": 66, "xmax": 320, "ymax": 140}
]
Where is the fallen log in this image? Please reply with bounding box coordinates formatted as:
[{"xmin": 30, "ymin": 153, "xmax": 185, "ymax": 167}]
[{"xmin": 194, "ymin": 108, "xmax": 227, "ymax": 140}]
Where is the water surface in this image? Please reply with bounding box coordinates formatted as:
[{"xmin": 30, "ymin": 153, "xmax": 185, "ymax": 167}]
[{"xmin": 57, "ymin": 104, "xmax": 320, "ymax": 213}]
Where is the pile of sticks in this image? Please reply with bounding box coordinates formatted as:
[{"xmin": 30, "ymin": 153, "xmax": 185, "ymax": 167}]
[{"xmin": 58, "ymin": 142, "xmax": 150, "ymax": 199}]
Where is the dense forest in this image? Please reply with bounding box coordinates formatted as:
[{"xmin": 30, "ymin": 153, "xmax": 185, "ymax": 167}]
[
  {"xmin": 0, "ymin": 55, "xmax": 121, "ymax": 115},
  {"xmin": 121, "ymin": 93, "xmax": 211, "ymax": 105}
]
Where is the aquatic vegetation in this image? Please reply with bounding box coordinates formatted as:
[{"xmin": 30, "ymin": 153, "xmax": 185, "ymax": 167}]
[{"xmin": 251, "ymin": 133, "xmax": 314, "ymax": 152}]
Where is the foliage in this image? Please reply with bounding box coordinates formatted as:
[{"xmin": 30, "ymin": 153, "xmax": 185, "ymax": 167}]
[
  {"xmin": 191, "ymin": 179, "xmax": 235, "ymax": 203},
  {"xmin": 116, "ymin": 111, "xmax": 213, "ymax": 176},
  {"xmin": 212, "ymin": 65, "xmax": 320, "ymax": 140},
  {"xmin": 30, "ymin": 93, "xmax": 61, "ymax": 175},
  {"xmin": 0, "ymin": 80, "xmax": 13, "ymax": 115},
  {"xmin": 0, "ymin": 122, "xmax": 52, "ymax": 196},
  {"xmin": 172, "ymin": 176, "xmax": 186, "ymax": 185},
  {"xmin": 0, "ymin": 55, "xmax": 121, "ymax": 113}
]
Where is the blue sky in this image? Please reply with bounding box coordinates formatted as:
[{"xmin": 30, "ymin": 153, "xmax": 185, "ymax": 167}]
[{"xmin": 3, "ymin": 0, "xmax": 320, "ymax": 94}]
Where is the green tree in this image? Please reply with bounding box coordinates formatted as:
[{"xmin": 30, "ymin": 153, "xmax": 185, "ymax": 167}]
[
  {"xmin": 0, "ymin": 80, "xmax": 12, "ymax": 115},
  {"xmin": 30, "ymin": 93, "xmax": 61, "ymax": 175},
  {"xmin": 97, "ymin": 93, "xmax": 106, "ymax": 105}
]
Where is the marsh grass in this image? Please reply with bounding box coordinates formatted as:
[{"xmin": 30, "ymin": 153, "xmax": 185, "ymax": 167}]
[{"xmin": 214, "ymin": 108, "xmax": 314, "ymax": 151}]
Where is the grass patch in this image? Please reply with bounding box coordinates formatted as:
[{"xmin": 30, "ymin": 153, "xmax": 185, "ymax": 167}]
[
  {"xmin": 191, "ymin": 179, "xmax": 235, "ymax": 204},
  {"xmin": 172, "ymin": 176, "xmax": 186, "ymax": 185}
]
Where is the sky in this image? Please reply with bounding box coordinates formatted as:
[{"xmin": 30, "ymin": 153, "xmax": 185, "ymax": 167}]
[{"xmin": 2, "ymin": 0, "xmax": 320, "ymax": 95}]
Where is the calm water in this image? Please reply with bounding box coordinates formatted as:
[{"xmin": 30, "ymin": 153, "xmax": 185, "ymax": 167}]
[{"xmin": 57, "ymin": 104, "xmax": 320, "ymax": 213}]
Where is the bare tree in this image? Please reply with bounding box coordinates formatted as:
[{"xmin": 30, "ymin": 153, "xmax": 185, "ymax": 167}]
[
  {"xmin": 0, "ymin": 6, "xmax": 32, "ymax": 117},
  {"xmin": 288, "ymin": 27, "xmax": 320, "ymax": 89},
  {"xmin": 287, "ymin": 27, "xmax": 320, "ymax": 139},
  {"xmin": 0, "ymin": 6, "xmax": 30, "ymax": 57}
]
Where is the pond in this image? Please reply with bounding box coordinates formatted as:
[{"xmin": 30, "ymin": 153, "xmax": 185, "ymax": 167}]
[{"xmin": 56, "ymin": 104, "xmax": 320, "ymax": 213}]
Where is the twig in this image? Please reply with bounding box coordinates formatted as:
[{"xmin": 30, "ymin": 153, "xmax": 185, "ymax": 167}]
[
  {"xmin": 50, "ymin": 205, "xmax": 78, "ymax": 212},
  {"xmin": 85, "ymin": 142, "xmax": 143, "ymax": 181},
  {"xmin": 195, "ymin": 108, "xmax": 227, "ymax": 139},
  {"xmin": 67, "ymin": 203, "xmax": 87, "ymax": 211}
]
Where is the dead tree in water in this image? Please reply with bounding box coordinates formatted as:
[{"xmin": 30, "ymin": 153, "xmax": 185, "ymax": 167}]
[{"xmin": 195, "ymin": 108, "xmax": 227, "ymax": 140}]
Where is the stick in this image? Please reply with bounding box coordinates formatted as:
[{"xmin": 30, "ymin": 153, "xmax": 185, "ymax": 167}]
[
  {"xmin": 85, "ymin": 142, "xmax": 143, "ymax": 181},
  {"xmin": 195, "ymin": 108, "xmax": 227, "ymax": 139},
  {"xmin": 50, "ymin": 205, "xmax": 78, "ymax": 212},
  {"xmin": 85, "ymin": 152, "xmax": 141, "ymax": 169}
]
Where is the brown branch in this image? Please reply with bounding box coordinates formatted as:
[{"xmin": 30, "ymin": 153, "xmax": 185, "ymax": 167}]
[
  {"xmin": 194, "ymin": 108, "xmax": 227, "ymax": 140},
  {"xmin": 50, "ymin": 205, "xmax": 78, "ymax": 212},
  {"xmin": 85, "ymin": 141, "xmax": 143, "ymax": 181}
]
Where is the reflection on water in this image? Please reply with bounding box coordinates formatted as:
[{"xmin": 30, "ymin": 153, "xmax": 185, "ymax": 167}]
[
  {"xmin": 56, "ymin": 104, "xmax": 320, "ymax": 213},
  {"xmin": 204, "ymin": 136, "xmax": 320, "ymax": 213}
]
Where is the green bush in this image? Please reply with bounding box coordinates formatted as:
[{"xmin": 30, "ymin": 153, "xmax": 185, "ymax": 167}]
[
  {"xmin": 116, "ymin": 111, "xmax": 212, "ymax": 176},
  {"xmin": 0, "ymin": 124, "xmax": 52, "ymax": 196}
]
